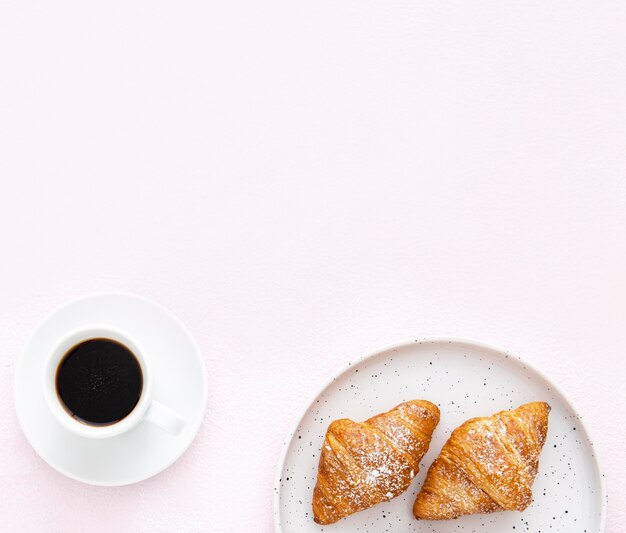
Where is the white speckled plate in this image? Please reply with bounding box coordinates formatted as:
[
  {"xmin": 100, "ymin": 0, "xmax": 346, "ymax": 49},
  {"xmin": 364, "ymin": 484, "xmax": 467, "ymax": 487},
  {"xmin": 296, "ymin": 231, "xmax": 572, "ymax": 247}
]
[{"xmin": 274, "ymin": 338, "xmax": 606, "ymax": 532}]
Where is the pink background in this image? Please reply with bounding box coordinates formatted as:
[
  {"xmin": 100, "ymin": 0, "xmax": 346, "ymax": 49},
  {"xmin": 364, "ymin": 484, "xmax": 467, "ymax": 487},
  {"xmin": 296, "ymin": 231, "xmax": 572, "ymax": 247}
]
[{"xmin": 1, "ymin": 2, "xmax": 625, "ymax": 531}]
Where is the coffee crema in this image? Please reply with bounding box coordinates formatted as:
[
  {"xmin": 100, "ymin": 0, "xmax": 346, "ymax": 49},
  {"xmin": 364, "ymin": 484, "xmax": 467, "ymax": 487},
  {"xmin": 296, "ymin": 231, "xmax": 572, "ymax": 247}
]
[{"xmin": 55, "ymin": 338, "xmax": 143, "ymax": 426}]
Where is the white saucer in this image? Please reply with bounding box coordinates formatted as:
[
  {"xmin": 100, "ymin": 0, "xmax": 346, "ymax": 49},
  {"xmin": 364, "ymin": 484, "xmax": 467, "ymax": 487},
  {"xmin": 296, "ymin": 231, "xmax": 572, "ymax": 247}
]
[{"xmin": 15, "ymin": 293, "xmax": 208, "ymax": 486}]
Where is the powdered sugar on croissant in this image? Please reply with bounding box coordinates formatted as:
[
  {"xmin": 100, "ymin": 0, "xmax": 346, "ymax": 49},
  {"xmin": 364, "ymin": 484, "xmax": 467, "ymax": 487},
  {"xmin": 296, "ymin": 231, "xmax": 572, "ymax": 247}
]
[
  {"xmin": 313, "ymin": 400, "xmax": 440, "ymax": 525},
  {"xmin": 413, "ymin": 401, "xmax": 550, "ymax": 520}
]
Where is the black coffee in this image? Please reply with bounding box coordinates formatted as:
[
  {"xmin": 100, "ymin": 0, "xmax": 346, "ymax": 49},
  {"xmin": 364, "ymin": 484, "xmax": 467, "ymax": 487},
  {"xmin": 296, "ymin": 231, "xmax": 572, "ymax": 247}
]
[{"xmin": 56, "ymin": 338, "xmax": 143, "ymax": 426}]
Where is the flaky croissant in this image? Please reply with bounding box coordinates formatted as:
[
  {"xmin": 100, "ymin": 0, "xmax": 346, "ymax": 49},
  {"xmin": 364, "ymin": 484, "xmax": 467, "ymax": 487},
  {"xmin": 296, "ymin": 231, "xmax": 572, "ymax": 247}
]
[
  {"xmin": 313, "ymin": 400, "xmax": 440, "ymax": 525},
  {"xmin": 413, "ymin": 401, "xmax": 550, "ymax": 520}
]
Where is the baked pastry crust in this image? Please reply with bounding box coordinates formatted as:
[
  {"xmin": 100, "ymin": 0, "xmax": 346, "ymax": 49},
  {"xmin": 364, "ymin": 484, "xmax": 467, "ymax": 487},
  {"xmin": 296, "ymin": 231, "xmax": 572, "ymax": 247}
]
[
  {"xmin": 413, "ymin": 401, "xmax": 550, "ymax": 520},
  {"xmin": 312, "ymin": 400, "xmax": 440, "ymax": 525}
]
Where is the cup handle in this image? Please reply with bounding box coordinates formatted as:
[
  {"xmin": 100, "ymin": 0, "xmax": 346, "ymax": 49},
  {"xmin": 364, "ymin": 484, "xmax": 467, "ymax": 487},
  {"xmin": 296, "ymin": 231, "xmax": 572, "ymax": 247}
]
[{"xmin": 144, "ymin": 400, "xmax": 186, "ymax": 436}]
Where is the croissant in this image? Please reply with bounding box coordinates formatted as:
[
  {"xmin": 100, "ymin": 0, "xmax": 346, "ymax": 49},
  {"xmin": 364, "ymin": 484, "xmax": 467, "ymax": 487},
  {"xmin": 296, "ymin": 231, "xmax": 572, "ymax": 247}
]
[
  {"xmin": 413, "ymin": 401, "xmax": 550, "ymax": 520},
  {"xmin": 313, "ymin": 400, "xmax": 440, "ymax": 525}
]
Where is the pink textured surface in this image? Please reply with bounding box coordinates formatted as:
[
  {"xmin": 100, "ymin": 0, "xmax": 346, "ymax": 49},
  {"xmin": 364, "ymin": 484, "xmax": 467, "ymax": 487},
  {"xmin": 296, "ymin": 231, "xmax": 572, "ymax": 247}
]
[{"xmin": 0, "ymin": 2, "xmax": 625, "ymax": 531}]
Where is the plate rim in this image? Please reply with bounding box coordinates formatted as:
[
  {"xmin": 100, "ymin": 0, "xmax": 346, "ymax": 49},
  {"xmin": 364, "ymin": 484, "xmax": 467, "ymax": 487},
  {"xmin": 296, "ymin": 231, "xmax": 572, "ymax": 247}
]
[
  {"xmin": 272, "ymin": 336, "xmax": 607, "ymax": 532},
  {"xmin": 14, "ymin": 291, "xmax": 209, "ymax": 487}
]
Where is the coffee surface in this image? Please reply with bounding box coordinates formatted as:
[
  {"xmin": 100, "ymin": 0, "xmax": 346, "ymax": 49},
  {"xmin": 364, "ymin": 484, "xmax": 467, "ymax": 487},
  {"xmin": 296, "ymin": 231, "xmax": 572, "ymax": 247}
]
[{"xmin": 56, "ymin": 338, "xmax": 143, "ymax": 425}]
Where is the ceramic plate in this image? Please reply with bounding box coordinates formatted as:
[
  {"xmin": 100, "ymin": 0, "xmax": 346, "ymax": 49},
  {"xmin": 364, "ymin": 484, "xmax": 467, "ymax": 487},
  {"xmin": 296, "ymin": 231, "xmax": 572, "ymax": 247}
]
[
  {"xmin": 274, "ymin": 338, "xmax": 606, "ymax": 532},
  {"xmin": 15, "ymin": 293, "xmax": 207, "ymax": 486}
]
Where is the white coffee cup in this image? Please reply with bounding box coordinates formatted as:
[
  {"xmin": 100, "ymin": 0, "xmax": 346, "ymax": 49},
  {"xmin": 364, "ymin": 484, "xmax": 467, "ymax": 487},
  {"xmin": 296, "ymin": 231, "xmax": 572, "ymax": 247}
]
[{"xmin": 43, "ymin": 325, "xmax": 185, "ymax": 439}]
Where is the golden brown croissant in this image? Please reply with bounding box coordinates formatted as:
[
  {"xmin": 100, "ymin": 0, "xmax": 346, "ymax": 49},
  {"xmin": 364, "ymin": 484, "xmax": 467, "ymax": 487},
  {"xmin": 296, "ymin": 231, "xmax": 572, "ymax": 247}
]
[
  {"xmin": 413, "ymin": 401, "xmax": 550, "ymax": 520},
  {"xmin": 313, "ymin": 400, "xmax": 440, "ymax": 525}
]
